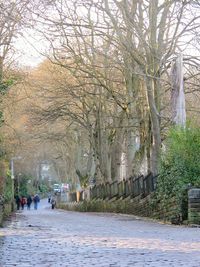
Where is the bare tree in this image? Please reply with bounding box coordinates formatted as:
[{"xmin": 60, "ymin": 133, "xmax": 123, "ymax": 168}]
[{"xmin": 26, "ymin": 0, "xmax": 200, "ymax": 182}]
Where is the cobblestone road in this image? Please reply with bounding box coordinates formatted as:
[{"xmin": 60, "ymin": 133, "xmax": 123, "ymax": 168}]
[{"xmin": 0, "ymin": 199, "xmax": 200, "ymax": 267}]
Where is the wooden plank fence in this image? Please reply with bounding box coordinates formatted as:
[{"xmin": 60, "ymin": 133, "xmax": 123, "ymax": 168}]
[
  {"xmin": 90, "ymin": 173, "xmax": 157, "ymax": 200},
  {"xmin": 67, "ymin": 173, "xmax": 157, "ymax": 202}
]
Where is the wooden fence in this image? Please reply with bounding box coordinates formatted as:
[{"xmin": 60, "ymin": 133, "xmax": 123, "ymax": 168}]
[
  {"xmin": 67, "ymin": 173, "xmax": 157, "ymax": 202},
  {"xmin": 90, "ymin": 173, "xmax": 157, "ymax": 200}
]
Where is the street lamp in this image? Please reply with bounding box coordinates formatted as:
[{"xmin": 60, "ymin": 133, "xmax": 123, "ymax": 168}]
[
  {"xmin": 10, "ymin": 156, "xmax": 22, "ymax": 211},
  {"xmin": 17, "ymin": 173, "xmax": 22, "ymax": 195}
]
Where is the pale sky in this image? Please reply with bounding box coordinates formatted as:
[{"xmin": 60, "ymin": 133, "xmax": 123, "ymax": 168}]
[
  {"xmin": 14, "ymin": 29, "xmax": 47, "ymax": 68},
  {"xmin": 12, "ymin": 2, "xmax": 200, "ymax": 69}
]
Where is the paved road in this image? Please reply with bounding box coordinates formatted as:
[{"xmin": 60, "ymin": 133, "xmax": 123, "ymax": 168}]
[{"xmin": 0, "ymin": 199, "xmax": 200, "ymax": 267}]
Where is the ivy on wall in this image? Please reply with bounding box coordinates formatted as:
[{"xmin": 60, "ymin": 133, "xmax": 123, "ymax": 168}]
[{"xmin": 154, "ymin": 125, "xmax": 200, "ymax": 220}]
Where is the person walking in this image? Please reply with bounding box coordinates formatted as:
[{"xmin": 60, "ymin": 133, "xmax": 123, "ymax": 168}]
[
  {"xmin": 33, "ymin": 194, "xmax": 40, "ymax": 210},
  {"xmin": 26, "ymin": 195, "xmax": 32, "ymax": 210},
  {"xmin": 15, "ymin": 195, "xmax": 21, "ymax": 210},
  {"xmin": 20, "ymin": 196, "xmax": 26, "ymax": 210},
  {"xmin": 51, "ymin": 197, "xmax": 56, "ymax": 209},
  {"xmin": 48, "ymin": 192, "xmax": 51, "ymax": 203}
]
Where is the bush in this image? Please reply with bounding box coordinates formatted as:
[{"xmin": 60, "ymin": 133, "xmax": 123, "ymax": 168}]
[
  {"xmin": 3, "ymin": 172, "xmax": 12, "ymax": 203},
  {"xmin": 155, "ymin": 126, "xmax": 200, "ymax": 220}
]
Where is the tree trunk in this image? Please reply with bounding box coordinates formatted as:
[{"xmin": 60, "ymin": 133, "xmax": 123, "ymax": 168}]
[
  {"xmin": 146, "ymin": 77, "xmax": 161, "ymax": 175},
  {"xmin": 171, "ymin": 53, "xmax": 186, "ymax": 127}
]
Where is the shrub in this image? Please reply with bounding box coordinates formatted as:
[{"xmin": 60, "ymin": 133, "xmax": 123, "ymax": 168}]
[{"xmin": 155, "ymin": 126, "xmax": 200, "ymax": 220}]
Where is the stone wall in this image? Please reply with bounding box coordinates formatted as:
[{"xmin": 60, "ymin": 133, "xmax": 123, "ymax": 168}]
[
  {"xmin": 57, "ymin": 192, "xmax": 181, "ymax": 223},
  {"xmin": 3, "ymin": 203, "xmax": 12, "ymax": 218},
  {"xmin": 62, "ymin": 173, "xmax": 183, "ymax": 221},
  {"xmin": 188, "ymin": 188, "xmax": 200, "ymax": 225},
  {"xmin": 0, "ymin": 202, "xmax": 12, "ymax": 227},
  {"xmin": 0, "ymin": 203, "xmax": 3, "ymax": 226}
]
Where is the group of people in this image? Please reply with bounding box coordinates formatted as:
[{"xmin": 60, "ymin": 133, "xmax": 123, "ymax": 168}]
[
  {"xmin": 15, "ymin": 194, "xmax": 40, "ymax": 210},
  {"xmin": 15, "ymin": 193, "xmax": 56, "ymax": 211}
]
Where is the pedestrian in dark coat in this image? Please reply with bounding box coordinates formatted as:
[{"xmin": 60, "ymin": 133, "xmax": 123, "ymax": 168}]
[
  {"xmin": 51, "ymin": 197, "xmax": 56, "ymax": 209},
  {"xmin": 33, "ymin": 194, "xmax": 40, "ymax": 210},
  {"xmin": 26, "ymin": 195, "xmax": 32, "ymax": 210},
  {"xmin": 48, "ymin": 192, "xmax": 51, "ymax": 203},
  {"xmin": 15, "ymin": 195, "xmax": 21, "ymax": 210}
]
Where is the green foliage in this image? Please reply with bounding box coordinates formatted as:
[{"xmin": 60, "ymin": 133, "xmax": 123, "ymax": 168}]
[
  {"xmin": 76, "ymin": 169, "xmax": 89, "ymax": 188},
  {"xmin": 0, "ymin": 79, "xmax": 15, "ymax": 126},
  {"xmin": 108, "ymin": 129, "xmax": 116, "ymax": 144},
  {"xmin": 3, "ymin": 171, "xmax": 12, "ymax": 203},
  {"xmin": 155, "ymin": 126, "xmax": 200, "ymax": 219},
  {"xmin": 0, "ymin": 79, "xmax": 14, "ymax": 95},
  {"xmin": 0, "ymin": 111, "xmax": 4, "ymax": 126},
  {"xmin": 15, "ymin": 175, "xmax": 50, "ymax": 197},
  {"xmin": 3, "ymin": 169, "xmax": 51, "ymax": 204},
  {"xmin": 79, "ymin": 175, "xmax": 89, "ymax": 188},
  {"xmin": 38, "ymin": 183, "xmax": 49, "ymax": 193},
  {"xmin": 18, "ymin": 175, "xmax": 29, "ymax": 196}
]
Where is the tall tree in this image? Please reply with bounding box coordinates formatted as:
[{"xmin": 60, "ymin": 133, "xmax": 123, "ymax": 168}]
[{"xmin": 28, "ymin": 0, "xmax": 200, "ymax": 180}]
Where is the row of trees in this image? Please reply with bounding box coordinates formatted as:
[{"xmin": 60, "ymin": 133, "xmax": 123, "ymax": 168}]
[
  {"xmin": 0, "ymin": 0, "xmax": 52, "ymax": 197},
  {"xmin": 1, "ymin": 1, "xmax": 200, "ymax": 194},
  {"xmin": 27, "ymin": 0, "xmax": 200, "ymax": 184},
  {"xmin": 0, "ymin": 0, "xmax": 32, "ymax": 197}
]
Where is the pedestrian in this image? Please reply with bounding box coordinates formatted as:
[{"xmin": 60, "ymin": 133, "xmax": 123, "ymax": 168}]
[
  {"xmin": 51, "ymin": 197, "xmax": 56, "ymax": 209},
  {"xmin": 33, "ymin": 194, "xmax": 40, "ymax": 210},
  {"xmin": 26, "ymin": 195, "xmax": 32, "ymax": 210},
  {"xmin": 15, "ymin": 195, "xmax": 21, "ymax": 210},
  {"xmin": 20, "ymin": 196, "xmax": 26, "ymax": 210},
  {"xmin": 48, "ymin": 192, "xmax": 51, "ymax": 203}
]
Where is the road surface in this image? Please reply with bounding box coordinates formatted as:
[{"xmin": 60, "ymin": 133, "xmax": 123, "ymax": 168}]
[{"xmin": 0, "ymin": 199, "xmax": 200, "ymax": 266}]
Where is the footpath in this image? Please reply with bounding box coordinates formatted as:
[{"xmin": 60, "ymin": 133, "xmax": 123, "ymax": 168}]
[{"xmin": 0, "ymin": 199, "xmax": 200, "ymax": 266}]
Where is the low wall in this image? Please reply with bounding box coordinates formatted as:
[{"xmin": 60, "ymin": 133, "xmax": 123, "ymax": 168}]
[
  {"xmin": 58, "ymin": 195, "xmax": 152, "ymax": 216},
  {"xmin": 188, "ymin": 188, "xmax": 200, "ymax": 225},
  {"xmin": 0, "ymin": 202, "xmax": 12, "ymax": 227},
  {"xmin": 60, "ymin": 173, "xmax": 182, "ymax": 222},
  {"xmin": 3, "ymin": 203, "xmax": 12, "ymax": 218},
  {"xmin": 57, "ymin": 192, "xmax": 181, "ymax": 223},
  {"xmin": 0, "ymin": 203, "xmax": 3, "ymax": 226}
]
